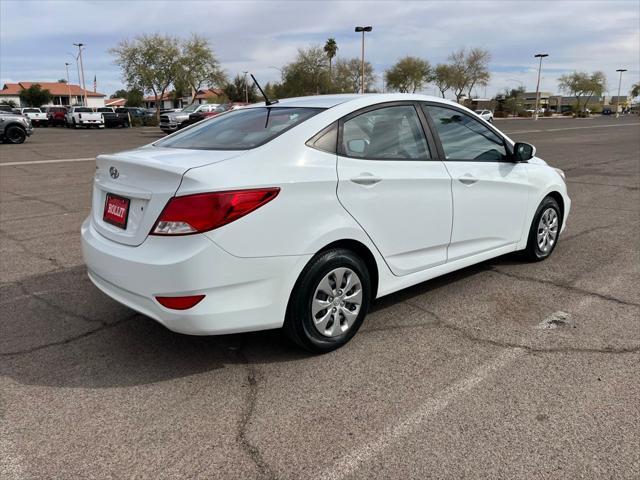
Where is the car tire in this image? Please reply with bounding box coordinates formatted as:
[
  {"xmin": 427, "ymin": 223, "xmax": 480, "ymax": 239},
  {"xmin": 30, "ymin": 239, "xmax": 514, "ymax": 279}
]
[
  {"xmin": 73, "ymin": 119, "xmax": 78, "ymax": 129},
  {"xmin": 4, "ymin": 125, "xmax": 27, "ymax": 144},
  {"xmin": 284, "ymin": 248, "xmax": 371, "ymax": 353},
  {"xmin": 523, "ymin": 196, "xmax": 561, "ymax": 261}
]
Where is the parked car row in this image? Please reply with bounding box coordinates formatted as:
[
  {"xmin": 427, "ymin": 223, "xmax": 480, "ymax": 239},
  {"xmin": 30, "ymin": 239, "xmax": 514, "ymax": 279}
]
[
  {"xmin": 0, "ymin": 105, "xmax": 156, "ymax": 128},
  {"xmin": 160, "ymin": 103, "xmax": 248, "ymax": 133}
]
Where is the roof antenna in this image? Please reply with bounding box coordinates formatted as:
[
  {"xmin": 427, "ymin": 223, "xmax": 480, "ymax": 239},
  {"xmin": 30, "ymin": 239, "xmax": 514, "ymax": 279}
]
[{"xmin": 250, "ymin": 74, "xmax": 278, "ymax": 106}]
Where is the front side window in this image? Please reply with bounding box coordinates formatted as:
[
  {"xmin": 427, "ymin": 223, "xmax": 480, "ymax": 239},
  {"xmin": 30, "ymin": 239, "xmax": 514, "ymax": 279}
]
[
  {"xmin": 341, "ymin": 105, "xmax": 430, "ymax": 160},
  {"xmin": 424, "ymin": 105, "xmax": 507, "ymax": 161},
  {"xmin": 155, "ymin": 107, "xmax": 322, "ymax": 150}
]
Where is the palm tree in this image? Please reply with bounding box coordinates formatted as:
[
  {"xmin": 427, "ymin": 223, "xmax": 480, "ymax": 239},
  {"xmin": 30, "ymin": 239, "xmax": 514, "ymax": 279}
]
[
  {"xmin": 631, "ymin": 83, "xmax": 640, "ymax": 99},
  {"xmin": 324, "ymin": 38, "xmax": 338, "ymax": 78}
]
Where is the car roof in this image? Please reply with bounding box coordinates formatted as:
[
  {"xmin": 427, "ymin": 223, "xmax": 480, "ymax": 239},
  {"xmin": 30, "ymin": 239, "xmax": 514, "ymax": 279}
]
[{"xmin": 249, "ymin": 93, "xmax": 461, "ymax": 110}]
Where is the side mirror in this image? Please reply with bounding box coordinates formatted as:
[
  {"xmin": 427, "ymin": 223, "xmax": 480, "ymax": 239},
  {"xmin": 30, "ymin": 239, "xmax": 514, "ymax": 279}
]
[
  {"xmin": 513, "ymin": 142, "xmax": 536, "ymax": 162},
  {"xmin": 347, "ymin": 139, "xmax": 367, "ymax": 154}
]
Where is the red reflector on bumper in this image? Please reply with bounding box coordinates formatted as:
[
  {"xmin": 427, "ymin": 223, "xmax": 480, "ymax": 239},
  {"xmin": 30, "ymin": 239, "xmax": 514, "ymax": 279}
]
[{"xmin": 156, "ymin": 295, "xmax": 205, "ymax": 310}]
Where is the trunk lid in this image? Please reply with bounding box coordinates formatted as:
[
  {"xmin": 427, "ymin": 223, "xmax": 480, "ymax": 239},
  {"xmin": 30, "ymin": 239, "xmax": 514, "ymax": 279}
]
[{"xmin": 91, "ymin": 146, "xmax": 245, "ymax": 246}]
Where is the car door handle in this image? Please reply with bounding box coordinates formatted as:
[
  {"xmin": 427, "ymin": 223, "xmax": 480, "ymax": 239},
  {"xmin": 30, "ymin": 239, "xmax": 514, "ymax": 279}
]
[
  {"xmin": 351, "ymin": 174, "xmax": 382, "ymax": 186},
  {"xmin": 458, "ymin": 175, "xmax": 478, "ymax": 186}
]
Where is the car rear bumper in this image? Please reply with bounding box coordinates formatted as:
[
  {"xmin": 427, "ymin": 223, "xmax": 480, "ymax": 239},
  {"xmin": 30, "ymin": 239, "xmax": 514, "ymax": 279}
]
[{"xmin": 81, "ymin": 218, "xmax": 310, "ymax": 335}]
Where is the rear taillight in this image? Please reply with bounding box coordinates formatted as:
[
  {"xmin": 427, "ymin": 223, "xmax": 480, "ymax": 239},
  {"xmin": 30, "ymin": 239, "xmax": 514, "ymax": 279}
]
[{"xmin": 151, "ymin": 188, "xmax": 280, "ymax": 235}]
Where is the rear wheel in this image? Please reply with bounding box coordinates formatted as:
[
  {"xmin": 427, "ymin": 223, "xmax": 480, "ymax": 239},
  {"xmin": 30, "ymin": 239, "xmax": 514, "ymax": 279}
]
[
  {"xmin": 284, "ymin": 248, "xmax": 371, "ymax": 353},
  {"xmin": 523, "ymin": 196, "xmax": 561, "ymax": 261},
  {"xmin": 4, "ymin": 125, "xmax": 27, "ymax": 144}
]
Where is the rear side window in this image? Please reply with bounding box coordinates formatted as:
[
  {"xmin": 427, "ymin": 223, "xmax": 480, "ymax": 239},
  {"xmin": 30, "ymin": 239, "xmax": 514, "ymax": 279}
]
[
  {"xmin": 424, "ymin": 105, "xmax": 506, "ymax": 162},
  {"xmin": 156, "ymin": 107, "xmax": 322, "ymax": 150},
  {"xmin": 341, "ymin": 105, "xmax": 430, "ymax": 160},
  {"xmin": 115, "ymin": 108, "xmax": 128, "ymax": 113},
  {"xmin": 307, "ymin": 122, "xmax": 338, "ymax": 154}
]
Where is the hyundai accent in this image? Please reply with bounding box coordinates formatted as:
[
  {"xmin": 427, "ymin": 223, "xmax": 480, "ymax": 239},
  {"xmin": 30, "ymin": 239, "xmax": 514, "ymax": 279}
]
[{"xmin": 81, "ymin": 94, "xmax": 570, "ymax": 352}]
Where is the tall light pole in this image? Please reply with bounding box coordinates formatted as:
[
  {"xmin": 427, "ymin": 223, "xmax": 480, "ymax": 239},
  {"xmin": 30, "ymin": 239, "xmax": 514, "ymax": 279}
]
[
  {"xmin": 615, "ymin": 68, "xmax": 627, "ymax": 118},
  {"xmin": 64, "ymin": 63, "xmax": 72, "ymax": 106},
  {"xmin": 242, "ymin": 71, "xmax": 249, "ymax": 103},
  {"xmin": 73, "ymin": 43, "xmax": 88, "ymax": 106},
  {"xmin": 355, "ymin": 26, "xmax": 372, "ymax": 94},
  {"xmin": 533, "ymin": 53, "xmax": 548, "ymax": 121}
]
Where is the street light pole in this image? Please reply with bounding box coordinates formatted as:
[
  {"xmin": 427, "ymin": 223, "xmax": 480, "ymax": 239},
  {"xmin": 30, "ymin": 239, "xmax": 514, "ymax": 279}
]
[
  {"xmin": 354, "ymin": 26, "xmax": 372, "ymax": 94},
  {"xmin": 533, "ymin": 53, "xmax": 548, "ymax": 121},
  {"xmin": 615, "ymin": 68, "xmax": 627, "ymax": 118},
  {"xmin": 64, "ymin": 63, "xmax": 72, "ymax": 106},
  {"xmin": 73, "ymin": 43, "xmax": 88, "ymax": 106},
  {"xmin": 243, "ymin": 71, "xmax": 248, "ymax": 103}
]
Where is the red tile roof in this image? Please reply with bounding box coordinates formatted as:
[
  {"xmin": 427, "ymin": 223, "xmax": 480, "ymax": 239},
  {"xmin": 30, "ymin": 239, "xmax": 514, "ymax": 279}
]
[
  {"xmin": 143, "ymin": 88, "xmax": 224, "ymax": 102},
  {"xmin": 105, "ymin": 98, "xmax": 126, "ymax": 107},
  {"xmin": 0, "ymin": 82, "xmax": 105, "ymax": 97}
]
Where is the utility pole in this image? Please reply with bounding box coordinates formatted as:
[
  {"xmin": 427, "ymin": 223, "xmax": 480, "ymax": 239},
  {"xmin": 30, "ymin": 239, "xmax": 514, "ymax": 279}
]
[
  {"xmin": 74, "ymin": 43, "xmax": 88, "ymax": 106},
  {"xmin": 243, "ymin": 71, "xmax": 248, "ymax": 103},
  {"xmin": 533, "ymin": 53, "xmax": 548, "ymax": 121},
  {"xmin": 615, "ymin": 68, "xmax": 627, "ymax": 118},
  {"xmin": 355, "ymin": 26, "xmax": 372, "ymax": 94},
  {"xmin": 64, "ymin": 63, "xmax": 72, "ymax": 106}
]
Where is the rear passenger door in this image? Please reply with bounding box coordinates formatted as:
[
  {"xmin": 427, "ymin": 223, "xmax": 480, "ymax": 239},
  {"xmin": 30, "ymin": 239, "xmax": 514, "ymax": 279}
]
[
  {"xmin": 421, "ymin": 103, "xmax": 530, "ymax": 262},
  {"xmin": 336, "ymin": 102, "xmax": 453, "ymax": 276}
]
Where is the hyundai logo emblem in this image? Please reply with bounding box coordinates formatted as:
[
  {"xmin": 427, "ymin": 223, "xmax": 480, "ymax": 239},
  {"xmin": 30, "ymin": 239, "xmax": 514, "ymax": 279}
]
[{"xmin": 109, "ymin": 166, "xmax": 119, "ymax": 179}]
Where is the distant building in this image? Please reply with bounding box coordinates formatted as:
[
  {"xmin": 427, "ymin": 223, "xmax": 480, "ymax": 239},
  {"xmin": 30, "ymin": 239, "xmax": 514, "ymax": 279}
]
[
  {"xmin": 0, "ymin": 82, "xmax": 106, "ymax": 107},
  {"xmin": 143, "ymin": 88, "xmax": 224, "ymax": 110},
  {"xmin": 519, "ymin": 91, "xmax": 554, "ymax": 110}
]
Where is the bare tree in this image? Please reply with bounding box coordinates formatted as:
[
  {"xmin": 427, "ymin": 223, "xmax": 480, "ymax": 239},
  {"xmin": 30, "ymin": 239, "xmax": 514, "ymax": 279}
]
[
  {"xmin": 433, "ymin": 64, "xmax": 455, "ymax": 98},
  {"xmin": 448, "ymin": 48, "xmax": 491, "ymax": 102},
  {"xmin": 179, "ymin": 34, "xmax": 226, "ymax": 104},
  {"xmin": 558, "ymin": 71, "xmax": 607, "ymax": 113}
]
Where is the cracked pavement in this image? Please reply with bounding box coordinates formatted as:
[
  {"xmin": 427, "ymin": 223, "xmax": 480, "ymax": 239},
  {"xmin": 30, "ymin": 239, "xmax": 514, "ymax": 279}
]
[{"xmin": 1, "ymin": 118, "xmax": 639, "ymax": 479}]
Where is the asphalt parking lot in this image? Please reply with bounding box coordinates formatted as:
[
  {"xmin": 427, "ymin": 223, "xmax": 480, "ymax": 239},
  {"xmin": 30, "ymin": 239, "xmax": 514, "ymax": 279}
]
[{"xmin": 1, "ymin": 117, "xmax": 639, "ymax": 479}]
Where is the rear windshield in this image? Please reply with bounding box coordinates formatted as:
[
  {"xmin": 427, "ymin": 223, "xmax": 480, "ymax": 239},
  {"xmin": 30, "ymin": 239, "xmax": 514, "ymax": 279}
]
[
  {"xmin": 23, "ymin": 108, "xmax": 40, "ymax": 113},
  {"xmin": 115, "ymin": 108, "xmax": 128, "ymax": 113},
  {"xmin": 74, "ymin": 107, "xmax": 92, "ymax": 112},
  {"xmin": 97, "ymin": 107, "xmax": 112, "ymax": 112},
  {"xmin": 156, "ymin": 107, "xmax": 322, "ymax": 150}
]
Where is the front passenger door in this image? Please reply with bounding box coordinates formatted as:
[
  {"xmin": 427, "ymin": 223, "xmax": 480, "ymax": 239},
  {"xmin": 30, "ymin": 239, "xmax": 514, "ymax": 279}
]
[
  {"xmin": 422, "ymin": 104, "xmax": 531, "ymax": 262},
  {"xmin": 336, "ymin": 103, "xmax": 453, "ymax": 276}
]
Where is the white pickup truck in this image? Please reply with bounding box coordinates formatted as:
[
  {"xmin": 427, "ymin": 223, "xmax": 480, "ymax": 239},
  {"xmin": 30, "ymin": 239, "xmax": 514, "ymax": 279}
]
[
  {"xmin": 65, "ymin": 106, "xmax": 104, "ymax": 129},
  {"xmin": 20, "ymin": 108, "xmax": 48, "ymax": 127}
]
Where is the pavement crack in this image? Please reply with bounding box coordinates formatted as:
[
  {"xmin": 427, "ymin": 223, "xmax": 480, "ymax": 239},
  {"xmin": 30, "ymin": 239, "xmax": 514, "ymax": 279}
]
[
  {"xmin": 488, "ymin": 267, "xmax": 640, "ymax": 308},
  {"xmin": 234, "ymin": 345, "xmax": 278, "ymax": 480},
  {"xmin": 402, "ymin": 299, "xmax": 640, "ymax": 356},
  {"xmin": 0, "ymin": 314, "xmax": 136, "ymax": 357},
  {"xmin": 2, "ymin": 189, "xmax": 73, "ymax": 213},
  {"xmin": 0, "ymin": 227, "xmax": 65, "ymax": 270}
]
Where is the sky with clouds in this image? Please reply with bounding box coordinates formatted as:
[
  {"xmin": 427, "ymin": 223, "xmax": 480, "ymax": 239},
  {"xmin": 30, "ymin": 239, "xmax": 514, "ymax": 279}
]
[{"xmin": 1, "ymin": 0, "xmax": 638, "ymax": 99}]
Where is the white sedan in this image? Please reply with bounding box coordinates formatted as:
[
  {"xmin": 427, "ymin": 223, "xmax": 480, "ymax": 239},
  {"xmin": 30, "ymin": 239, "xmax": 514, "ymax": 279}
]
[
  {"xmin": 475, "ymin": 109, "xmax": 494, "ymax": 122},
  {"xmin": 81, "ymin": 93, "xmax": 570, "ymax": 352}
]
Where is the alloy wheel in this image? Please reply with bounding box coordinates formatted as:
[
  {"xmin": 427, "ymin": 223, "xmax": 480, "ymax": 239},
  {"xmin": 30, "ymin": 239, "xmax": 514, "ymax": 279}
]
[{"xmin": 311, "ymin": 267, "xmax": 363, "ymax": 337}]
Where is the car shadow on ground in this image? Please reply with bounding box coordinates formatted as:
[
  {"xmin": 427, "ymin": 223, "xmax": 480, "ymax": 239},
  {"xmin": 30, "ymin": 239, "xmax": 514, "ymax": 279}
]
[{"xmin": 0, "ymin": 254, "xmax": 515, "ymax": 390}]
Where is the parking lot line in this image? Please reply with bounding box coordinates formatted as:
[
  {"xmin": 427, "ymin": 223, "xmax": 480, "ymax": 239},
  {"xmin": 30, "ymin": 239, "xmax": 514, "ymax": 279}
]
[
  {"xmin": 507, "ymin": 122, "xmax": 640, "ymax": 134},
  {"xmin": 0, "ymin": 157, "xmax": 95, "ymax": 167},
  {"xmin": 317, "ymin": 347, "xmax": 526, "ymax": 480}
]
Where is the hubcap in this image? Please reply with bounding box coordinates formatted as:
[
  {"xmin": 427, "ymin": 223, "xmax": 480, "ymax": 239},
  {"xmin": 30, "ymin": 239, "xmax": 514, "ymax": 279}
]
[
  {"xmin": 311, "ymin": 267, "xmax": 363, "ymax": 337},
  {"xmin": 537, "ymin": 207, "xmax": 558, "ymax": 254}
]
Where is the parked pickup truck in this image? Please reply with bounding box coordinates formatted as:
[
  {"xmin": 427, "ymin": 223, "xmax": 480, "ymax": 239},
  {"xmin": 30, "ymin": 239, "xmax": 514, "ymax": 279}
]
[
  {"xmin": 65, "ymin": 106, "xmax": 104, "ymax": 129},
  {"xmin": 1, "ymin": 111, "xmax": 33, "ymax": 144},
  {"xmin": 20, "ymin": 108, "xmax": 48, "ymax": 127},
  {"xmin": 45, "ymin": 106, "xmax": 68, "ymax": 126},
  {"xmin": 96, "ymin": 107, "xmax": 130, "ymax": 128},
  {"xmin": 160, "ymin": 103, "xmax": 219, "ymax": 133}
]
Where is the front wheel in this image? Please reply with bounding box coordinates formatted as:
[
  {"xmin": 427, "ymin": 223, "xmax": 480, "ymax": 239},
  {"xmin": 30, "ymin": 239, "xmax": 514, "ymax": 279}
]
[
  {"xmin": 284, "ymin": 248, "xmax": 371, "ymax": 353},
  {"xmin": 523, "ymin": 196, "xmax": 561, "ymax": 261},
  {"xmin": 4, "ymin": 125, "xmax": 27, "ymax": 144}
]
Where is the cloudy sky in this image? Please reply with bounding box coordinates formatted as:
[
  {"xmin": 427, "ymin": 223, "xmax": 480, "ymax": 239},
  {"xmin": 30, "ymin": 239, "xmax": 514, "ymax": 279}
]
[{"xmin": 1, "ymin": 0, "xmax": 638, "ymax": 98}]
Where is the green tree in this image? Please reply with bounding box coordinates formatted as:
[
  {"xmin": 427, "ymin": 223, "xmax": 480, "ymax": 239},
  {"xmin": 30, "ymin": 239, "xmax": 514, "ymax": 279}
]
[
  {"xmin": 0, "ymin": 99, "xmax": 17, "ymax": 108},
  {"xmin": 57, "ymin": 78, "xmax": 67, "ymax": 83},
  {"xmin": 223, "ymin": 74, "xmax": 257, "ymax": 103},
  {"xmin": 278, "ymin": 45, "xmax": 330, "ymax": 97},
  {"xmin": 19, "ymin": 84, "xmax": 52, "ymax": 107},
  {"xmin": 385, "ymin": 56, "xmax": 433, "ymax": 93},
  {"xmin": 631, "ymin": 83, "xmax": 640, "ymax": 98},
  {"xmin": 333, "ymin": 58, "xmax": 375, "ymax": 93},
  {"xmin": 433, "ymin": 64, "xmax": 455, "ymax": 98},
  {"xmin": 111, "ymin": 88, "xmax": 144, "ymax": 107},
  {"xmin": 558, "ymin": 71, "xmax": 607, "ymax": 113},
  {"xmin": 110, "ymin": 34, "xmax": 181, "ymax": 117},
  {"xmin": 178, "ymin": 34, "xmax": 226, "ymax": 104},
  {"xmin": 324, "ymin": 38, "xmax": 338, "ymax": 77},
  {"xmin": 448, "ymin": 48, "xmax": 491, "ymax": 102}
]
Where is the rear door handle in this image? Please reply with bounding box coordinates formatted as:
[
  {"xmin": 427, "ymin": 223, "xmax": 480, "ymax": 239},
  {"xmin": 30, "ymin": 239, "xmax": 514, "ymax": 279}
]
[
  {"xmin": 351, "ymin": 174, "xmax": 382, "ymax": 186},
  {"xmin": 458, "ymin": 175, "xmax": 478, "ymax": 186}
]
